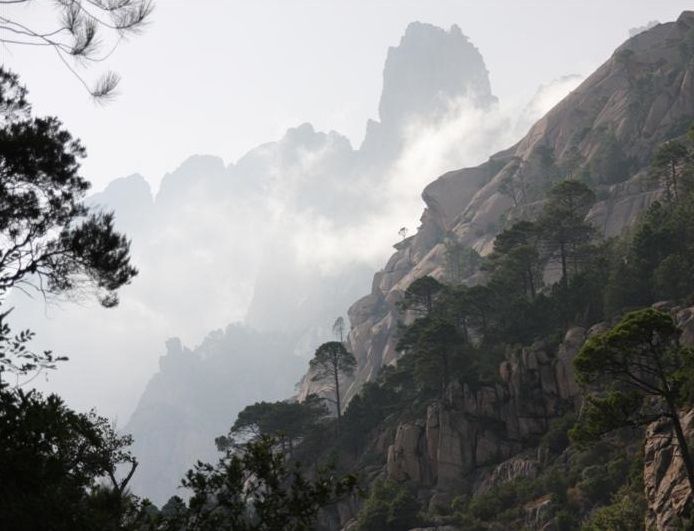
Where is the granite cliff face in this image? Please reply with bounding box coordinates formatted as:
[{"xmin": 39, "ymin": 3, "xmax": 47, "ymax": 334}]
[
  {"xmin": 384, "ymin": 326, "xmax": 584, "ymax": 493},
  {"xmin": 644, "ymin": 408, "xmax": 694, "ymax": 530},
  {"xmin": 382, "ymin": 326, "xmax": 586, "ymax": 525},
  {"xmin": 314, "ymin": 12, "xmax": 694, "ymax": 408},
  {"xmin": 324, "ymin": 304, "xmax": 694, "ymax": 531}
]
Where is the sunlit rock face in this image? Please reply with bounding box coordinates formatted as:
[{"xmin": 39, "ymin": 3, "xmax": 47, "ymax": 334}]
[
  {"xmin": 328, "ymin": 11, "xmax": 694, "ymax": 409},
  {"xmin": 304, "ymin": 14, "xmax": 694, "ymax": 529}
]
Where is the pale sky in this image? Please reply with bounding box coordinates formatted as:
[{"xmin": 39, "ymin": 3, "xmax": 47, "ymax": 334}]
[{"xmin": 3, "ymin": 0, "xmax": 692, "ymax": 192}]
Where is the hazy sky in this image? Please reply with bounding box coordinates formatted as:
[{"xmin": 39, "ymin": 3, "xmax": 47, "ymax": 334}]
[{"xmin": 3, "ymin": 1, "xmax": 692, "ymax": 192}]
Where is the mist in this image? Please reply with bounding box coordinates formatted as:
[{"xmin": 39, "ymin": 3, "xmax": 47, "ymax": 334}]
[
  {"xmin": 7, "ymin": 27, "xmax": 576, "ymax": 420},
  {"xmin": 3, "ymin": 1, "xmax": 694, "ymax": 525}
]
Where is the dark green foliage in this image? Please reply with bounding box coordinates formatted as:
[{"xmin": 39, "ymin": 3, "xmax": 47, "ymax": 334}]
[
  {"xmin": 339, "ymin": 382, "xmax": 399, "ymax": 456},
  {"xmin": 397, "ymin": 316, "xmax": 471, "ymax": 396},
  {"xmin": 228, "ymin": 125, "xmax": 694, "ymax": 529},
  {"xmin": 399, "ymin": 275, "xmax": 445, "ymax": 315},
  {"xmin": 651, "ymin": 140, "xmax": 691, "ymax": 201},
  {"xmin": 573, "ymin": 308, "xmax": 694, "ymax": 492},
  {"xmin": 356, "ymin": 480, "xmax": 421, "ymax": 531},
  {"xmin": 580, "ymin": 455, "xmax": 646, "ymax": 531},
  {"xmin": 451, "ymin": 477, "xmax": 540, "ymax": 528},
  {"xmin": 0, "ymin": 386, "xmax": 144, "ymax": 531},
  {"xmin": 310, "ymin": 341, "xmax": 357, "ymax": 429},
  {"xmin": 153, "ymin": 435, "xmax": 357, "ymax": 531},
  {"xmin": 540, "ymin": 413, "xmax": 576, "ymax": 456},
  {"xmin": 539, "ymin": 180, "xmax": 596, "ymax": 289},
  {"xmin": 607, "ymin": 195, "xmax": 694, "ymax": 310},
  {"xmin": 574, "ymin": 308, "xmax": 689, "ymax": 392},
  {"xmin": 443, "ymin": 239, "xmax": 482, "ymax": 284},
  {"xmin": 446, "ymin": 439, "xmax": 643, "ymax": 530},
  {"xmin": 0, "ymin": 68, "xmax": 144, "ymax": 530},
  {"xmin": 0, "ymin": 67, "xmax": 137, "ymax": 307},
  {"xmin": 218, "ymin": 395, "xmax": 327, "ymax": 454},
  {"xmin": 581, "ymin": 486, "xmax": 646, "ymax": 531},
  {"xmin": 486, "ymin": 220, "xmax": 542, "ymax": 300}
]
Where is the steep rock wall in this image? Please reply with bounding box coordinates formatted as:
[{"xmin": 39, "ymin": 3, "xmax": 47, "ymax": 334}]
[
  {"xmin": 384, "ymin": 326, "xmax": 585, "ymax": 497},
  {"xmin": 307, "ymin": 12, "xmax": 694, "ymax": 407}
]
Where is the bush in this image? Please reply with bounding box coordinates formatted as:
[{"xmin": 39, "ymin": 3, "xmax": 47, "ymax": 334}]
[
  {"xmin": 580, "ymin": 484, "xmax": 645, "ymax": 530},
  {"xmin": 356, "ymin": 480, "xmax": 421, "ymax": 531},
  {"xmin": 541, "ymin": 413, "xmax": 576, "ymax": 456}
]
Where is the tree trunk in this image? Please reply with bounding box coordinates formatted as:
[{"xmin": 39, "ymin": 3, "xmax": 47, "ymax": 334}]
[
  {"xmin": 527, "ymin": 266, "xmax": 536, "ymax": 300},
  {"xmin": 560, "ymin": 241, "xmax": 568, "ymax": 289},
  {"xmin": 441, "ymin": 351, "xmax": 450, "ymax": 399},
  {"xmin": 334, "ymin": 365, "xmax": 341, "ymax": 435}
]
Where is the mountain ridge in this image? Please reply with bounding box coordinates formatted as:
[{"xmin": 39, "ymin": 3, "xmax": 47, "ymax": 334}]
[{"xmin": 312, "ymin": 11, "xmax": 694, "ymax": 410}]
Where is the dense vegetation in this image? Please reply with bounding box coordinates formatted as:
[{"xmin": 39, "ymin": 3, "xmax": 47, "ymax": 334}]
[{"xmin": 215, "ymin": 124, "xmax": 694, "ymax": 529}]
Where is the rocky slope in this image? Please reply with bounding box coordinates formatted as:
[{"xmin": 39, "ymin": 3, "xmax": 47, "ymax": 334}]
[
  {"xmin": 310, "ymin": 12, "xmax": 694, "ymax": 408},
  {"xmin": 384, "ymin": 325, "xmax": 584, "ymax": 496},
  {"xmin": 380, "ymin": 304, "xmax": 694, "ymax": 531},
  {"xmin": 292, "ymin": 12, "xmax": 694, "ymax": 531}
]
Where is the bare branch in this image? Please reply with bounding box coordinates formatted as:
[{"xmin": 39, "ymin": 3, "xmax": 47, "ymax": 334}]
[{"xmin": 0, "ymin": 0, "xmax": 153, "ymax": 100}]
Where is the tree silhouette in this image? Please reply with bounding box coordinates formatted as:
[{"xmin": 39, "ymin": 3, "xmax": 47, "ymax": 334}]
[
  {"xmin": 310, "ymin": 341, "xmax": 356, "ymax": 433},
  {"xmin": 487, "ymin": 220, "xmax": 542, "ymax": 300},
  {"xmin": 652, "ymin": 140, "xmax": 690, "ymax": 202},
  {"xmin": 165, "ymin": 435, "xmax": 357, "ymax": 531},
  {"xmin": 400, "ymin": 276, "xmax": 444, "ymax": 316},
  {"xmin": 539, "ymin": 180, "xmax": 596, "ymax": 289},
  {"xmin": 0, "ymin": 68, "xmax": 138, "ymax": 307},
  {"xmin": 332, "ymin": 316, "xmax": 346, "ymax": 342},
  {"xmin": 0, "ymin": 387, "xmax": 143, "ymax": 530},
  {"xmin": 220, "ymin": 395, "xmax": 327, "ymax": 456}
]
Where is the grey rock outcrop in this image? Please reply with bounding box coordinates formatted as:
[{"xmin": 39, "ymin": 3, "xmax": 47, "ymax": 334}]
[
  {"xmin": 361, "ymin": 22, "xmax": 496, "ymax": 164},
  {"xmin": 385, "ymin": 327, "xmax": 584, "ymax": 493},
  {"xmin": 644, "ymin": 409, "xmax": 694, "ymax": 530}
]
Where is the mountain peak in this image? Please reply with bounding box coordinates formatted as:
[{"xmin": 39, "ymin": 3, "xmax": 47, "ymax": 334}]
[
  {"xmin": 678, "ymin": 10, "xmax": 694, "ymax": 24},
  {"xmin": 378, "ymin": 21, "xmax": 496, "ymax": 128}
]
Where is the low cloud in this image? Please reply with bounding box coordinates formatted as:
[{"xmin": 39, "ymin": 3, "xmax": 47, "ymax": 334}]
[{"xmin": 11, "ymin": 74, "xmax": 584, "ymax": 423}]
